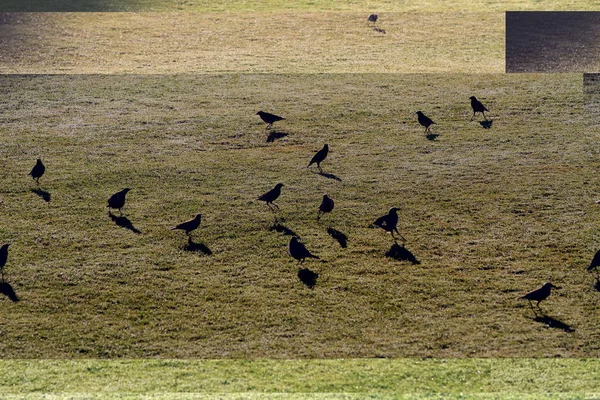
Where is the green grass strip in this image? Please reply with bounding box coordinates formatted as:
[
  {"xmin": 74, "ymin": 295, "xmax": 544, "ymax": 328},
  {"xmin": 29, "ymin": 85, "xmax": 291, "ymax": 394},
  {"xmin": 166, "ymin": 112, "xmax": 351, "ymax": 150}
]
[{"xmin": 0, "ymin": 359, "xmax": 598, "ymax": 398}]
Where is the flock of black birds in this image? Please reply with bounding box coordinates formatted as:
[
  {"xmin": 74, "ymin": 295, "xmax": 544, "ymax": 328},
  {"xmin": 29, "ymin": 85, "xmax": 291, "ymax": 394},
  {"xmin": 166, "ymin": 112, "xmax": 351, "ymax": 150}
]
[{"xmin": 0, "ymin": 83, "xmax": 597, "ymax": 331}]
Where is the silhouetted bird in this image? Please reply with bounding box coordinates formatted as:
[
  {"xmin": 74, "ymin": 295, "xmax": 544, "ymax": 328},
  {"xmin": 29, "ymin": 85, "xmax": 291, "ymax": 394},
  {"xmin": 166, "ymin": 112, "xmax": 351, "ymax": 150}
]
[
  {"xmin": 367, "ymin": 13, "xmax": 378, "ymax": 25},
  {"xmin": 107, "ymin": 188, "xmax": 131, "ymax": 215},
  {"xmin": 470, "ymin": 96, "xmax": 489, "ymax": 120},
  {"xmin": 171, "ymin": 213, "xmax": 202, "ymax": 237},
  {"xmin": 308, "ymin": 144, "xmax": 329, "ymax": 173},
  {"xmin": 0, "ymin": 243, "xmax": 9, "ymax": 282},
  {"xmin": 256, "ymin": 111, "xmax": 285, "ymax": 129},
  {"xmin": 588, "ymin": 249, "xmax": 600, "ymax": 275},
  {"xmin": 317, "ymin": 194, "xmax": 334, "ymax": 221},
  {"xmin": 289, "ymin": 236, "xmax": 320, "ymax": 264},
  {"xmin": 416, "ymin": 111, "xmax": 436, "ymax": 133},
  {"xmin": 520, "ymin": 282, "xmax": 560, "ymax": 310},
  {"xmin": 29, "ymin": 158, "xmax": 45, "ymax": 185},
  {"xmin": 374, "ymin": 207, "xmax": 406, "ymax": 241},
  {"xmin": 258, "ymin": 183, "xmax": 284, "ymax": 211}
]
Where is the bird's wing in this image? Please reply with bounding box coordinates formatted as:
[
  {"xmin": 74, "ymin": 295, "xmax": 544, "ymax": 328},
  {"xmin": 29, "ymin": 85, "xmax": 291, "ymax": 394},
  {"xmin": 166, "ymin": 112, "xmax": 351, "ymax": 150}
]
[{"xmin": 373, "ymin": 215, "xmax": 388, "ymax": 228}]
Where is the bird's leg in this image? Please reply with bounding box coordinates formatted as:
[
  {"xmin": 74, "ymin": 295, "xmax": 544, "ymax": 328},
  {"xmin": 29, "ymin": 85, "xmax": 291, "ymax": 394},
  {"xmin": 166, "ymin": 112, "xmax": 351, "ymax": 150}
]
[
  {"xmin": 317, "ymin": 211, "xmax": 322, "ymax": 221},
  {"xmin": 266, "ymin": 123, "xmax": 272, "ymax": 130},
  {"xmin": 482, "ymin": 111, "xmax": 488, "ymax": 121},
  {"xmin": 395, "ymin": 229, "xmax": 407, "ymax": 242},
  {"xmin": 470, "ymin": 112, "xmax": 475, "ymax": 121},
  {"xmin": 318, "ymin": 164, "xmax": 323, "ymax": 174}
]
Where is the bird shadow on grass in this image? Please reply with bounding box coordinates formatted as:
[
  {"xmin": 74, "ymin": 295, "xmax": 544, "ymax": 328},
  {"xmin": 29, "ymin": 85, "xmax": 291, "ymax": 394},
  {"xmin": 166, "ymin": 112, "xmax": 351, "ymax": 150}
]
[
  {"xmin": 327, "ymin": 227, "xmax": 348, "ymax": 248},
  {"xmin": 317, "ymin": 171, "xmax": 342, "ymax": 182},
  {"xmin": 298, "ymin": 268, "xmax": 318, "ymax": 289},
  {"xmin": 386, "ymin": 242, "xmax": 420, "ymax": 265},
  {"xmin": 531, "ymin": 314, "xmax": 575, "ymax": 333},
  {"xmin": 183, "ymin": 237, "xmax": 212, "ymax": 255},
  {"xmin": 31, "ymin": 188, "xmax": 51, "ymax": 203},
  {"xmin": 425, "ymin": 133, "xmax": 440, "ymax": 141},
  {"xmin": 480, "ymin": 119, "xmax": 493, "ymax": 129},
  {"xmin": 266, "ymin": 131, "xmax": 288, "ymax": 143},
  {"xmin": 0, "ymin": 281, "xmax": 20, "ymax": 302},
  {"xmin": 372, "ymin": 27, "xmax": 387, "ymax": 34},
  {"xmin": 108, "ymin": 211, "xmax": 141, "ymax": 234},
  {"xmin": 270, "ymin": 219, "xmax": 298, "ymax": 236}
]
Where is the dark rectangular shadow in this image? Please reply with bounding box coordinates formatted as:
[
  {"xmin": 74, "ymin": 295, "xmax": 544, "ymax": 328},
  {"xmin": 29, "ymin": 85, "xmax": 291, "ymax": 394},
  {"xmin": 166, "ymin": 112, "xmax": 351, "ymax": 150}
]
[{"xmin": 506, "ymin": 12, "xmax": 600, "ymax": 73}]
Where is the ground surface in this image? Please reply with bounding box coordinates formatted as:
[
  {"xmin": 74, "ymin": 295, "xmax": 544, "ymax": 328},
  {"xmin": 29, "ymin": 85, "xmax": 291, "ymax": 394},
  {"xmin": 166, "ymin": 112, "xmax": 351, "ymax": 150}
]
[
  {"xmin": 0, "ymin": 73, "xmax": 598, "ymax": 359},
  {"xmin": 0, "ymin": 12, "xmax": 503, "ymax": 74}
]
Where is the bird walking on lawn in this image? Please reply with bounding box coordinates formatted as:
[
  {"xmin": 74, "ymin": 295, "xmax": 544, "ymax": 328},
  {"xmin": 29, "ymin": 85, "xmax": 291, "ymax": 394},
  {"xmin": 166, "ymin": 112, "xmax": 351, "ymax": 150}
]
[
  {"xmin": 258, "ymin": 183, "xmax": 284, "ymax": 212},
  {"xmin": 416, "ymin": 111, "xmax": 436, "ymax": 133},
  {"xmin": 374, "ymin": 207, "xmax": 406, "ymax": 242},
  {"xmin": 289, "ymin": 236, "xmax": 320, "ymax": 264},
  {"xmin": 317, "ymin": 194, "xmax": 334, "ymax": 221},
  {"xmin": 0, "ymin": 243, "xmax": 9, "ymax": 283},
  {"xmin": 519, "ymin": 282, "xmax": 560, "ymax": 312},
  {"xmin": 171, "ymin": 213, "xmax": 202, "ymax": 237},
  {"xmin": 308, "ymin": 144, "xmax": 329, "ymax": 173},
  {"xmin": 256, "ymin": 111, "xmax": 285, "ymax": 129},
  {"xmin": 107, "ymin": 188, "xmax": 131, "ymax": 215},
  {"xmin": 367, "ymin": 13, "xmax": 378, "ymax": 25},
  {"xmin": 470, "ymin": 96, "xmax": 489, "ymax": 121},
  {"xmin": 588, "ymin": 249, "xmax": 600, "ymax": 276},
  {"xmin": 29, "ymin": 158, "xmax": 45, "ymax": 185}
]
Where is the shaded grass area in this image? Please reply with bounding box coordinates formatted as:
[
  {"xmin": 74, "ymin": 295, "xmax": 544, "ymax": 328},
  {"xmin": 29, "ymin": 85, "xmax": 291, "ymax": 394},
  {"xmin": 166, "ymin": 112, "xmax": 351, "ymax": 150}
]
[
  {"xmin": 506, "ymin": 12, "xmax": 600, "ymax": 73},
  {"xmin": 0, "ymin": 12, "xmax": 503, "ymax": 74},
  {"xmin": 0, "ymin": 359, "xmax": 599, "ymax": 398},
  {"xmin": 0, "ymin": 73, "xmax": 599, "ymax": 358},
  {"xmin": 0, "ymin": 0, "xmax": 597, "ymax": 12}
]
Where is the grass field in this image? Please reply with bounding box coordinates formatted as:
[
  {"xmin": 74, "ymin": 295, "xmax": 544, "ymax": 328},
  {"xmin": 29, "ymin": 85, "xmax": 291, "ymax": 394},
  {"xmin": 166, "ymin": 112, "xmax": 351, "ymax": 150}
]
[
  {"xmin": 1, "ymin": 359, "xmax": 599, "ymax": 399},
  {"xmin": 0, "ymin": 12, "xmax": 504, "ymax": 74},
  {"xmin": 0, "ymin": 73, "xmax": 598, "ymax": 360},
  {"xmin": 0, "ymin": 0, "xmax": 598, "ymax": 12}
]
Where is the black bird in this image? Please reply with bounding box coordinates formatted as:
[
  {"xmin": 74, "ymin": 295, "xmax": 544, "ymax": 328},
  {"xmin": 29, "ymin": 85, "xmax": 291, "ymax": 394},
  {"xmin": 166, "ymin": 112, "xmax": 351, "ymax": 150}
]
[
  {"xmin": 367, "ymin": 13, "xmax": 378, "ymax": 25},
  {"xmin": 0, "ymin": 243, "xmax": 9, "ymax": 283},
  {"xmin": 289, "ymin": 236, "xmax": 320, "ymax": 264},
  {"xmin": 317, "ymin": 194, "xmax": 334, "ymax": 221},
  {"xmin": 416, "ymin": 111, "xmax": 436, "ymax": 133},
  {"xmin": 171, "ymin": 213, "xmax": 202, "ymax": 237},
  {"xmin": 520, "ymin": 282, "xmax": 560, "ymax": 311},
  {"xmin": 258, "ymin": 183, "xmax": 284, "ymax": 211},
  {"xmin": 588, "ymin": 249, "xmax": 600, "ymax": 275},
  {"xmin": 308, "ymin": 144, "xmax": 329, "ymax": 173},
  {"xmin": 256, "ymin": 111, "xmax": 285, "ymax": 129},
  {"xmin": 374, "ymin": 207, "xmax": 406, "ymax": 241},
  {"xmin": 107, "ymin": 188, "xmax": 131, "ymax": 215},
  {"xmin": 470, "ymin": 96, "xmax": 489, "ymax": 121},
  {"xmin": 29, "ymin": 158, "xmax": 45, "ymax": 185}
]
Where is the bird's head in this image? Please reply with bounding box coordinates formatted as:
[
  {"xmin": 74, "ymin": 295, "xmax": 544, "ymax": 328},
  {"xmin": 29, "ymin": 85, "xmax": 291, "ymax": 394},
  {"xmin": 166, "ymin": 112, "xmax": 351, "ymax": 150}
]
[
  {"xmin": 37, "ymin": 158, "xmax": 43, "ymax": 163},
  {"xmin": 276, "ymin": 183, "xmax": 284, "ymax": 188},
  {"xmin": 415, "ymin": 111, "xmax": 422, "ymax": 115},
  {"xmin": 122, "ymin": 188, "xmax": 131, "ymax": 193},
  {"xmin": 256, "ymin": 111, "xmax": 263, "ymax": 115},
  {"xmin": 1, "ymin": 243, "xmax": 10, "ymax": 249},
  {"xmin": 389, "ymin": 207, "xmax": 399, "ymax": 214},
  {"xmin": 195, "ymin": 213, "xmax": 202, "ymax": 219},
  {"xmin": 469, "ymin": 96, "xmax": 476, "ymax": 100},
  {"xmin": 544, "ymin": 282, "xmax": 560, "ymax": 290},
  {"xmin": 290, "ymin": 236, "xmax": 300, "ymax": 243},
  {"xmin": 323, "ymin": 194, "xmax": 330, "ymax": 199}
]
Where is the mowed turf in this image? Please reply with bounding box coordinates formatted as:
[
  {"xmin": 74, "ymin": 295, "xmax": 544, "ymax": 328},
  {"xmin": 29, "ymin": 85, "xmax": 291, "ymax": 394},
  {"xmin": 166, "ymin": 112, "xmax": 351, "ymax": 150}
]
[
  {"xmin": 0, "ymin": 0, "xmax": 597, "ymax": 11},
  {"xmin": 0, "ymin": 12, "xmax": 503, "ymax": 74},
  {"xmin": 0, "ymin": 73, "xmax": 598, "ymax": 359}
]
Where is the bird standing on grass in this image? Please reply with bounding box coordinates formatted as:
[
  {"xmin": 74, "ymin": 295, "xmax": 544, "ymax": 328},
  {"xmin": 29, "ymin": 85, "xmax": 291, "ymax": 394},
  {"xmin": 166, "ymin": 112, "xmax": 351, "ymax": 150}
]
[
  {"xmin": 588, "ymin": 249, "xmax": 600, "ymax": 276},
  {"xmin": 317, "ymin": 194, "xmax": 335, "ymax": 221},
  {"xmin": 416, "ymin": 111, "xmax": 436, "ymax": 133},
  {"xmin": 469, "ymin": 96, "xmax": 489, "ymax": 121},
  {"xmin": 289, "ymin": 236, "xmax": 320, "ymax": 264},
  {"xmin": 374, "ymin": 207, "xmax": 406, "ymax": 242},
  {"xmin": 367, "ymin": 14, "xmax": 378, "ymax": 25},
  {"xmin": 258, "ymin": 183, "xmax": 284, "ymax": 211},
  {"xmin": 308, "ymin": 144, "xmax": 329, "ymax": 173},
  {"xmin": 519, "ymin": 282, "xmax": 560, "ymax": 312},
  {"xmin": 256, "ymin": 111, "xmax": 285, "ymax": 129},
  {"xmin": 0, "ymin": 244, "xmax": 9, "ymax": 283},
  {"xmin": 171, "ymin": 214, "xmax": 202, "ymax": 237},
  {"xmin": 107, "ymin": 188, "xmax": 131, "ymax": 215},
  {"xmin": 29, "ymin": 159, "xmax": 45, "ymax": 185}
]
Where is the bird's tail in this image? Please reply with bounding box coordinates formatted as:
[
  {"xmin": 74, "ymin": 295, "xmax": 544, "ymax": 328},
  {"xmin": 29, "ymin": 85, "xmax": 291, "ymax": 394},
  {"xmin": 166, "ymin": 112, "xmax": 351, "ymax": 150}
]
[{"xmin": 309, "ymin": 254, "xmax": 320, "ymax": 259}]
